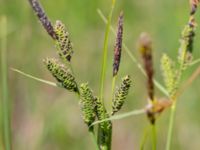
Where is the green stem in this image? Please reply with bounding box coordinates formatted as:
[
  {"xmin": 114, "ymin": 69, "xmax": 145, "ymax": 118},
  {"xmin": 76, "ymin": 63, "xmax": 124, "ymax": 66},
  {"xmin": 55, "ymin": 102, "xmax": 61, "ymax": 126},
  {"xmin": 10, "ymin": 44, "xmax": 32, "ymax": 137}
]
[
  {"xmin": 139, "ymin": 126, "xmax": 149, "ymax": 150},
  {"xmin": 98, "ymin": 1, "xmax": 116, "ymax": 150},
  {"xmin": 99, "ymin": 0, "xmax": 115, "ymax": 102},
  {"xmin": 89, "ymin": 129, "xmax": 100, "ymax": 150},
  {"xmin": 110, "ymin": 76, "xmax": 116, "ymax": 112},
  {"xmin": 151, "ymin": 124, "xmax": 157, "ymax": 150},
  {"xmin": 11, "ymin": 68, "xmax": 58, "ymax": 87},
  {"xmin": 166, "ymin": 102, "xmax": 177, "ymax": 150},
  {"xmin": 1, "ymin": 16, "xmax": 11, "ymax": 150}
]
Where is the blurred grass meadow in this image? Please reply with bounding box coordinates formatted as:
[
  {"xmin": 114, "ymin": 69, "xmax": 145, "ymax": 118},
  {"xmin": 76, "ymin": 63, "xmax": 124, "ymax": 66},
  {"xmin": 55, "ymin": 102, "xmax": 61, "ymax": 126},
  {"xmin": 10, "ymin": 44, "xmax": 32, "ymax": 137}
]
[{"xmin": 0, "ymin": 0, "xmax": 200, "ymax": 150}]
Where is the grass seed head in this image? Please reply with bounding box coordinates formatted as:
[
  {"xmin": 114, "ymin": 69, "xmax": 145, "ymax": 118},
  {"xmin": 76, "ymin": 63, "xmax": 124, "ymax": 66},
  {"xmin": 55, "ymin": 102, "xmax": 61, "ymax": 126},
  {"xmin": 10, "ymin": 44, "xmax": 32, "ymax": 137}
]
[
  {"xmin": 43, "ymin": 58, "xmax": 78, "ymax": 92},
  {"xmin": 54, "ymin": 20, "xmax": 73, "ymax": 62},
  {"xmin": 79, "ymin": 83, "xmax": 96, "ymax": 126},
  {"xmin": 113, "ymin": 12, "xmax": 124, "ymax": 76},
  {"xmin": 112, "ymin": 75, "xmax": 131, "ymax": 115},
  {"xmin": 139, "ymin": 32, "xmax": 154, "ymax": 101}
]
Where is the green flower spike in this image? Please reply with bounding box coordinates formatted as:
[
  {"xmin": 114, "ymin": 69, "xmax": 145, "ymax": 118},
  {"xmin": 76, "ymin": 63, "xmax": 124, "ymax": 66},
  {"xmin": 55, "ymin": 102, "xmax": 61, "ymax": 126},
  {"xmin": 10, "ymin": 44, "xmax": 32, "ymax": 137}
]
[
  {"xmin": 161, "ymin": 54, "xmax": 177, "ymax": 99},
  {"xmin": 54, "ymin": 20, "xmax": 73, "ymax": 62},
  {"xmin": 112, "ymin": 75, "xmax": 131, "ymax": 115},
  {"xmin": 43, "ymin": 58, "xmax": 78, "ymax": 92},
  {"xmin": 79, "ymin": 83, "xmax": 96, "ymax": 126},
  {"xmin": 94, "ymin": 97, "xmax": 111, "ymax": 131},
  {"xmin": 178, "ymin": 18, "xmax": 196, "ymax": 66}
]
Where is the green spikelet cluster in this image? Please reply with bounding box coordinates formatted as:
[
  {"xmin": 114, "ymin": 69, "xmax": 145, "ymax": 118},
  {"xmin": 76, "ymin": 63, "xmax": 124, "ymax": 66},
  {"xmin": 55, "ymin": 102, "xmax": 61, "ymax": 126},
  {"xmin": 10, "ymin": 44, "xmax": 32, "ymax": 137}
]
[
  {"xmin": 43, "ymin": 58, "xmax": 78, "ymax": 92},
  {"xmin": 161, "ymin": 54, "xmax": 177, "ymax": 98},
  {"xmin": 79, "ymin": 83, "xmax": 96, "ymax": 126},
  {"xmin": 178, "ymin": 22, "xmax": 195, "ymax": 65},
  {"xmin": 112, "ymin": 75, "xmax": 131, "ymax": 115},
  {"xmin": 54, "ymin": 20, "xmax": 73, "ymax": 62},
  {"xmin": 94, "ymin": 97, "xmax": 111, "ymax": 131}
]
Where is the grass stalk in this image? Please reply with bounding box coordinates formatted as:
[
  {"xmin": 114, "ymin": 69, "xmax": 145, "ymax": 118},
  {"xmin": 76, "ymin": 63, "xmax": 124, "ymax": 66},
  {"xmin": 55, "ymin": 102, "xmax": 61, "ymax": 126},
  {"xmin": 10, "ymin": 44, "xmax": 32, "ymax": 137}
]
[
  {"xmin": 89, "ymin": 129, "xmax": 100, "ymax": 150},
  {"xmin": 151, "ymin": 124, "xmax": 157, "ymax": 150},
  {"xmin": 11, "ymin": 68, "xmax": 58, "ymax": 87},
  {"xmin": 1, "ymin": 16, "xmax": 11, "ymax": 150},
  {"xmin": 139, "ymin": 126, "xmax": 149, "ymax": 150},
  {"xmin": 98, "ymin": 1, "xmax": 116, "ymax": 150},
  {"xmin": 166, "ymin": 102, "xmax": 177, "ymax": 150},
  {"xmin": 99, "ymin": 0, "xmax": 116, "ymax": 102}
]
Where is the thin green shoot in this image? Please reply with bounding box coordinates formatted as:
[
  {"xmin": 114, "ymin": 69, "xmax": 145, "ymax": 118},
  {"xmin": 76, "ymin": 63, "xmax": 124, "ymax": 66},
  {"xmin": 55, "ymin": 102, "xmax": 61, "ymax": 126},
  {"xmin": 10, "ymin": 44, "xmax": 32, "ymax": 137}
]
[
  {"xmin": 99, "ymin": 0, "xmax": 116, "ymax": 103},
  {"xmin": 11, "ymin": 68, "xmax": 58, "ymax": 87},
  {"xmin": 189, "ymin": 58, "xmax": 200, "ymax": 66},
  {"xmin": 1, "ymin": 16, "xmax": 11, "ymax": 150},
  {"xmin": 140, "ymin": 126, "xmax": 150, "ymax": 150},
  {"xmin": 91, "ymin": 109, "xmax": 145, "ymax": 127},
  {"xmin": 151, "ymin": 124, "xmax": 157, "ymax": 150}
]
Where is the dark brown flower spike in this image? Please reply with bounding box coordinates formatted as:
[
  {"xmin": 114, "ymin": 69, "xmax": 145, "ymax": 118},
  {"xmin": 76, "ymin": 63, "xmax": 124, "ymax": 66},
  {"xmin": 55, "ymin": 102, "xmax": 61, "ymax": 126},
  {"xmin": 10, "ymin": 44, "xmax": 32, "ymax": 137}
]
[
  {"xmin": 139, "ymin": 33, "xmax": 154, "ymax": 101},
  {"xmin": 190, "ymin": 0, "xmax": 200, "ymax": 15},
  {"xmin": 28, "ymin": 0, "xmax": 57, "ymax": 40},
  {"xmin": 113, "ymin": 12, "xmax": 124, "ymax": 76}
]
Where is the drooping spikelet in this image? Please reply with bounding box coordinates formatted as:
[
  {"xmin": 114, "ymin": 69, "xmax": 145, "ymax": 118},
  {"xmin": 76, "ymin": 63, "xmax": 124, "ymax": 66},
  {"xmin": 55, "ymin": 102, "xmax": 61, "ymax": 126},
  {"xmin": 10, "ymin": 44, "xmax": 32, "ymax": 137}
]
[
  {"xmin": 113, "ymin": 12, "xmax": 124, "ymax": 76},
  {"xmin": 161, "ymin": 54, "xmax": 177, "ymax": 99},
  {"xmin": 54, "ymin": 20, "xmax": 73, "ymax": 62},
  {"xmin": 28, "ymin": 0, "xmax": 57, "ymax": 40},
  {"xmin": 79, "ymin": 83, "xmax": 96, "ymax": 126},
  {"xmin": 139, "ymin": 32, "xmax": 154, "ymax": 101},
  {"xmin": 94, "ymin": 97, "xmax": 111, "ymax": 131},
  {"xmin": 43, "ymin": 58, "xmax": 78, "ymax": 92},
  {"xmin": 112, "ymin": 75, "xmax": 131, "ymax": 115}
]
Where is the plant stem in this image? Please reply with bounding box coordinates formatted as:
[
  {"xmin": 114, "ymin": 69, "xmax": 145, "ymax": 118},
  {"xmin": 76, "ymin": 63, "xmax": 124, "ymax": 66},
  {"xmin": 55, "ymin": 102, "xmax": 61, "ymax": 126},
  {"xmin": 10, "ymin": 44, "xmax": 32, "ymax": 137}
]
[
  {"xmin": 110, "ymin": 76, "xmax": 116, "ymax": 112},
  {"xmin": 99, "ymin": 0, "xmax": 115, "ymax": 103},
  {"xmin": 166, "ymin": 102, "xmax": 177, "ymax": 150},
  {"xmin": 11, "ymin": 68, "xmax": 58, "ymax": 87},
  {"xmin": 98, "ymin": 1, "xmax": 116, "ymax": 150},
  {"xmin": 151, "ymin": 124, "xmax": 157, "ymax": 150},
  {"xmin": 89, "ymin": 128, "xmax": 100, "ymax": 150},
  {"xmin": 1, "ymin": 16, "xmax": 11, "ymax": 150},
  {"xmin": 139, "ymin": 126, "xmax": 149, "ymax": 150}
]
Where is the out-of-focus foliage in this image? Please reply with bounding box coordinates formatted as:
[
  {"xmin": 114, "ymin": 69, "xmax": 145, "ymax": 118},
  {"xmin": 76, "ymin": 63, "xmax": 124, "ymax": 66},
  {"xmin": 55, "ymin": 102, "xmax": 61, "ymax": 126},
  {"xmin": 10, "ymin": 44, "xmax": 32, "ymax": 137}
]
[{"xmin": 0, "ymin": 0, "xmax": 200, "ymax": 149}]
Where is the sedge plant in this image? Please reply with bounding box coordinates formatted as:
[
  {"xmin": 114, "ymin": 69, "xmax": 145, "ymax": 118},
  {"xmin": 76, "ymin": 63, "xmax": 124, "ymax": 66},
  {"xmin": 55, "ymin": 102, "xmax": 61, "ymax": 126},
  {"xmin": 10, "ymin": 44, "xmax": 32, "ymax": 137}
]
[{"xmin": 11, "ymin": 0, "xmax": 200, "ymax": 149}]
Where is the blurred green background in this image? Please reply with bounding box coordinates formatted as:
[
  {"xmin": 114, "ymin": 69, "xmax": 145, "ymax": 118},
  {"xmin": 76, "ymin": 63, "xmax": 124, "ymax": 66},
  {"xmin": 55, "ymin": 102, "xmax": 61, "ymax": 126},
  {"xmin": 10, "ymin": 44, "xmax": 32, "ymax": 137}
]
[{"xmin": 0, "ymin": 0, "xmax": 200, "ymax": 149}]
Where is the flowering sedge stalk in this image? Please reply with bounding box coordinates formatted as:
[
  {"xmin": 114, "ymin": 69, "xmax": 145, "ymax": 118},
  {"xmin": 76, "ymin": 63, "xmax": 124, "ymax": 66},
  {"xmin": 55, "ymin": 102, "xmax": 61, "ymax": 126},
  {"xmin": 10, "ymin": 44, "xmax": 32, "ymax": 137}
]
[
  {"xmin": 79, "ymin": 83, "xmax": 96, "ymax": 127},
  {"xmin": 161, "ymin": 54, "xmax": 178, "ymax": 99},
  {"xmin": 139, "ymin": 33, "xmax": 154, "ymax": 102},
  {"xmin": 54, "ymin": 20, "xmax": 73, "ymax": 62},
  {"xmin": 43, "ymin": 58, "xmax": 78, "ymax": 93},
  {"xmin": 111, "ymin": 12, "xmax": 124, "ymax": 115},
  {"xmin": 28, "ymin": 0, "xmax": 57, "ymax": 40},
  {"xmin": 166, "ymin": 3, "xmax": 199, "ymax": 150},
  {"xmin": 113, "ymin": 12, "xmax": 124, "ymax": 76},
  {"xmin": 178, "ymin": 18, "xmax": 196, "ymax": 68},
  {"xmin": 112, "ymin": 75, "xmax": 131, "ymax": 115}
]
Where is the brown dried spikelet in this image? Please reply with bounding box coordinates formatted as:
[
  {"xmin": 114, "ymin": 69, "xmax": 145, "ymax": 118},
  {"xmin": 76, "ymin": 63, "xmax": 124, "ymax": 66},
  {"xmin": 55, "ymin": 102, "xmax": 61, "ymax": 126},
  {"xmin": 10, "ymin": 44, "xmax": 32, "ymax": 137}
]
[{"xmin": 139, "ymin": 33, "xmax": 154, "ymax": 101}]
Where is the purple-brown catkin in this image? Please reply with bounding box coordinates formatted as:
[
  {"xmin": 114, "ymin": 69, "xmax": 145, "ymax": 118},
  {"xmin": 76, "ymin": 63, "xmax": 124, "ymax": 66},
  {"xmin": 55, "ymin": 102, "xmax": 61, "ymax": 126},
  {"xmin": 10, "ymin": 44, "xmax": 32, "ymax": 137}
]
[
  {"xmin": 139, "ymin": 33, "xmax": 154, "ymax": 101},
  {"xmin": 28, "ymin": 0, "xmax": 57, "ymax": 40},
  {"xmin": 113, "ymin": 12, "xmax": 124, "ymax": 76},
  {"xmin": 190, "ymin": 0, "xmax": 200, "ymax": 15}
]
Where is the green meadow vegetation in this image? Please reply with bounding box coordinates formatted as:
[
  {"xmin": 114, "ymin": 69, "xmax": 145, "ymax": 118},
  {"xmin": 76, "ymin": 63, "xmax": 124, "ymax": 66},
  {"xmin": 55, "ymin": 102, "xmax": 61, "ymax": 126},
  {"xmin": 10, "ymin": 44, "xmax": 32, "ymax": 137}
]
[{"xmin": 0, "ymin": 0, "xmax": 200, "ymax": 150}]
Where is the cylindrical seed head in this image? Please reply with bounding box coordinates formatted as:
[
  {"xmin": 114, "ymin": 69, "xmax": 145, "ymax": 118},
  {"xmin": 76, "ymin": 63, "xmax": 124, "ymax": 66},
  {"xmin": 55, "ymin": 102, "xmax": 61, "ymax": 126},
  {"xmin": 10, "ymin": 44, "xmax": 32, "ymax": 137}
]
[{"xmin": 113, "ymin": 12, "xmax": 124, "ymax": 76}]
